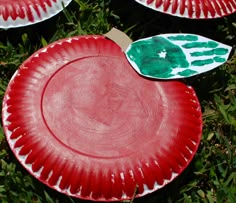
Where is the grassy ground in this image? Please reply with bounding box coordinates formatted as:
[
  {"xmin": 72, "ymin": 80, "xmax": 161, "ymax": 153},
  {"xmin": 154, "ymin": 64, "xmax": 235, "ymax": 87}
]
[{"xmin": 0, "ymin": 0, "xmax": 236, "ymax": 202}]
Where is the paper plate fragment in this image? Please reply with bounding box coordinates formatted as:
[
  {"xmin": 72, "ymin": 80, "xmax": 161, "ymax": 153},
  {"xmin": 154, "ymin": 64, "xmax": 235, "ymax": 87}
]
[
  {"xmin": 2, "ymin": 36, "xmax": 202, "ymax": 201},
  {"xmin": 125, "ymin": 34, "xmax": 232, "ymax": 79},
  {"xmin": 0, "ymin": 0, "xmax": 72, "ymax": 28},
  {"xmin": 135, "ymin": 0, "xmax": 236, "ymax": 19}
]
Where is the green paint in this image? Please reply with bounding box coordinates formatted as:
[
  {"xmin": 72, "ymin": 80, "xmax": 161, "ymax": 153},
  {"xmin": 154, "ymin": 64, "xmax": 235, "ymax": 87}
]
[
  {"xmin": 182, "ymin": 41, "xmax": 219, "ymax": 49},
  {"xmin": 213, "ymin": 48, "xmax": 229, "ymax": 55},
  {"xmin": 191, "ymin": 59, "xmax": 214, "ymax": 66},
  {"xmin": 167, "ymin": 35, "xmax": 198, "ymax": 41},
  {"xmin": 126, "ymin": 34, "xmax": 231, "ymax": 79},
  {"xmin": 191, "ymin": 50, "xmax": 215, "ymax": 56},
  {"xmin": 190, "ymin": 48, "xmax": 229, "ymax": 57},
  {"xmin": 157, "ymin": 72, "xmax": 175, "ymax": 79},
  {"xmin": 126, "ymin": 36, "xmax": 189, "ymax": 78},
  {"xmin": 214, "ymin": 56, "xmax": 226, "ymax": 63},
  {"xmin": 178, "ymin": 69, "xmax": 198, "ymax": 76}
]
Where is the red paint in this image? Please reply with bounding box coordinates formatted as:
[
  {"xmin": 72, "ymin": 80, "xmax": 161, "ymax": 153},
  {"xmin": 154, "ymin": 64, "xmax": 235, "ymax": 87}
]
[
  {"xmin": 194, "ymin": 0, "xmax": 201, "ymax": 18},
  {"xmin": 149, "ymin": 159, "xmax": 165, "ymax": 185},
  {"xmin": 156, "ymin": 156, "xmax": 172, "ymax": 180},
  {"xmin": 59, "ymin": 165, "xmax": 73, "ymax": 189},
  {"xmin": 0, "ymin": 0, "xmax": 71, "ymax": 26},
  {"xmin": 40, "ymin": 158, "xmax": 55, "ymax": 180},
  {"xmin": 216, "ymin": 0, "xmax": 228, "ymax": 14},
  {"xmin": 2, "ymin": 4, "xmax": 9, "ymax": 20},
  {"xmin": 45, "ymin": 0, "xmax": 53, "ymax": 7},
  {"xmin": 39, "ymin": 0, "xmax": 48, "ymax": 12},
  {"xmin": 132, "ymin": 167, "xmax": 144, "ymax": 194},
  {"xmin": 179, "ymin": 0, "xmax": 185, "ymax": 15},
  {"xmin": 48, "ymin": 158, "xmax": 66, "ymax": 186},
  {"xmin": 31, "ymin": 149, "xmax": 51, "ymax": 172},
  {"xmin": 163, "ymin": 0, "xmax": 171, "ymax": 11},
  {"xmin": 2, "ymin": 36, "xmax": 202, "ymax": 201},
  {"xmin": 25, "ymin": 3, "xmax": 34, "ymax": 22},
  {"xmin": 205, "ymin": 0, "xmax": 216, "ymax": 17},
  {"xmin": 139, "ymin": 0, "xmax": 236, "ymax": 18},
  {"xmin": 147, "ymin": 0, "xmax": 154, "ymax": 4},
  {"xmin": 25, "ymin": 144, "xmax": 44, "ymax": 164},
  {"xmin": 17, "ymin": 3, "xmax": 26, "ymax": 19},
  {"xmin": 227, "ymin": 0, "xmax": 236, "ymax": 11},
  {"xmin": 7, "ymin": 4, "xmax": 16, "ymax": 20},
  {"xmin": 70, "ymin": 166, "xmax": 83, "ymax": 194},
  {"xmin": 141, "ymin": 161, "xmax": 156, "ymax": 189},
  {"xmin": 230, "ymin": 0, "xmax": 236, "ymax": 9},
  {"xmin": 123, "ymin": 170, "xmax": 137, "ymax": 197},
  {"xmin": 111, "ymin": 168, "xmax": 123, "ymax": 199},
  {"xmin": 211, "ymin": 0, "xmax": 222, "ymax": 16},
  {"xmin": 161, "ymin": 148, "xmax": 182, "ymax": 173},
  {"xmin": 169, "ymin": 146, "xmax": 187, "ymax": 168},
  {"xmin": 32, "ymin": 3, "xmax": 41, "ymax": 18},
  {"xmin": 201, "ymin": 0, "xmax": 209, "ymax": 18},
  {"xmin": 155, "ymin": 0, "xmax": 163, "ymax": 8},
  {"xmin": 187, "ymin": 0, "xmax": 193, "ymax": 18},
  {"xmin": 171, "ymin": 0, "xmax": 178, "ymax": 13}
]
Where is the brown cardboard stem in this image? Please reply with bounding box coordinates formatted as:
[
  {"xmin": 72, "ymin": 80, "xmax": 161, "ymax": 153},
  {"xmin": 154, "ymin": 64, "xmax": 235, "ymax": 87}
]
[{"xmin": 104, "ymin": 27, "xmax": 133, "ymax": 52}]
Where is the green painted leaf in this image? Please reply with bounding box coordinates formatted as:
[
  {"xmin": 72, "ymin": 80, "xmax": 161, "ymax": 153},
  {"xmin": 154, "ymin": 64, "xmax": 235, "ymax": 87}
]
[{"xmin": 125, "ymin": 34, "xmax": 232, "ymax": 79}]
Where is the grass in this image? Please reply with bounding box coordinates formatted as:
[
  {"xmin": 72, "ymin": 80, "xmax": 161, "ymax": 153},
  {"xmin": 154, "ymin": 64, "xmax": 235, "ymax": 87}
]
[{"xmin": 0, "ymin": 0, "xmax": 236, "ymax": 202}]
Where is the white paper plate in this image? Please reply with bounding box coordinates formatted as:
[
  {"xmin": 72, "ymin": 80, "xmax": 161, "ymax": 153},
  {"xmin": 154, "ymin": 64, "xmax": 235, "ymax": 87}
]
[
  {"xmin": 135, "ymin": 0, "xmax": 236, "ymax": 19},
  {"xmin": 0, "ymin": 0, "xmax": 72, "ymax": 28}
]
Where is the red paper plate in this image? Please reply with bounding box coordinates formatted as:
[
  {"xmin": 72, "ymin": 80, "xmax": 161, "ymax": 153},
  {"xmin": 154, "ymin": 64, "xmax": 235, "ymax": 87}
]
[
  {"xmin": 2, "ymin": 36, "xmax": 202, "ymax": 201},
  {"xmin": 0, "ymin": 0, "xmax": 72, "ymax": 28},
  {"xmin": 135, "ymin": 0, "xmax": 236, "ymax": 19}
]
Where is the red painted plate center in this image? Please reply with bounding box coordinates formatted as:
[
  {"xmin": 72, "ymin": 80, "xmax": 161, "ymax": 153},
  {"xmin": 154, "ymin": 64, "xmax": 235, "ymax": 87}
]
[{"xmin": 42, "ymin": 56, "xmax": 163, "ymax": 158}]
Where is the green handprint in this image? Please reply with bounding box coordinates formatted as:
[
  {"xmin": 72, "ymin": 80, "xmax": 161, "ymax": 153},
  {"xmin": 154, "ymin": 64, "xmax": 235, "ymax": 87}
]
[
  {"xmin": 125, "ymin": 34, "xmax": 232, "ymax": 79},
  {"xmin": 126, "ymin": 37, "xmax": 189, "ymax": 78}
]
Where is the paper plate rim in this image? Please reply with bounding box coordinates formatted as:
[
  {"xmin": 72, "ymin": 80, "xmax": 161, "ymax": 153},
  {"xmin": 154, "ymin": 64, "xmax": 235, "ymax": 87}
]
[
  {"xmin": 134, "ymin": 0, "xmax": 236, "ymax": 19},
  {"xmin": 0, "ymin": 0, "xmax": 72, "ymax": 28}
]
